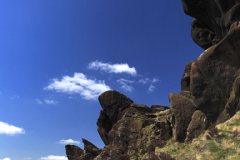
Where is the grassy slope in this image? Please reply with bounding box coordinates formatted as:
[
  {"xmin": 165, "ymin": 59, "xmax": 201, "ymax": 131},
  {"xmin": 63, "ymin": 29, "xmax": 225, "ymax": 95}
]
[{"xmin": 155, "ymin": 111, "xmax": 240, "ymax": 160}]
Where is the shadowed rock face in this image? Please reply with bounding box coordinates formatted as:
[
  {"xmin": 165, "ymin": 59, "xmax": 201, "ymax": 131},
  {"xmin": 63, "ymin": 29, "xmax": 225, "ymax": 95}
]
[
  {"xmin": 183, "ymin": 0, "xmax": 240, "ymax": 49},
  {"xmin": 65, "ymin": 145, "xmax": 84, "ymax": 160},
  {"xmin": 65, "ymin": 139, "xmax": 102, "ymax": 160},
  {"xmin": 97, "ymin": 90, "xmax": 134, "ymax": 146},
  {"xmin": 183, "ymin": 0, "xmax": 240, "ymax": 39}
]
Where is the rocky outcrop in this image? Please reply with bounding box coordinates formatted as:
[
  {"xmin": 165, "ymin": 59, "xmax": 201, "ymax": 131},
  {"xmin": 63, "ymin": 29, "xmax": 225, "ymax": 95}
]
[
  {"xmin": 94, "ymin": 90, "xmax": 172, "ymax": 160},
  {"xmin": 169, "ymin": 93, "xmax": 197, "ymax": 142},
  {"xmin": 97, "ymin": 90, "xmax": 133, "ymax": 146},
  {"xmin": 65, "ymin": 0, "xmax": 240, "ymax": 159},
  {"xmin": 167, "ymin": 0, "xmax": 240, "ymax": 143},
  {"xmin": 65, "ymin": 139, "xmax": 102, "ymax": 160},
  {"xmin": 65, "ymin": 145, "xmax": 84, "ymax": 160}
]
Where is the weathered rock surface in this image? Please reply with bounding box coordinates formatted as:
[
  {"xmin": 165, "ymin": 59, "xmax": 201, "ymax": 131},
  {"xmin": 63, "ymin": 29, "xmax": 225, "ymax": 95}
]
[
  {"xmin": 65, "ymin": 139, "xmax": 101, "ymax": 160},
  {"xmin": 168, "ymin": 0, "xmax": 240, "ymax": 143},
  {"xmin": 185, "ymin": 110, "xmax": 206, "ymax": 143},
  {"xmin": 97, "ymin": 90, "xmax": 134, "ymax": 146},
  {"xmin": 169, "ymin": 93, "xmax": 197, "ymax": 142},
  {"xmin": 65, "ymin": 145, "xmax": 84, "ymax": 160},
  {"xmin": 95, "ymin": 91, "xmax": 172, "ymax": 159},
  {"xmin": 65, "ymin": 0, "xmax": 240, "ymax": 159}
]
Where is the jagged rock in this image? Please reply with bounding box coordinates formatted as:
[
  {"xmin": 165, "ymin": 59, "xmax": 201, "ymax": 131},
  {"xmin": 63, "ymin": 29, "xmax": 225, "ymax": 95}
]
[
  {"xmin": 65, "ymin": 139, "xmax": 101, "ymax": 160},
  {"xmin": 190, "ymin": 61, "xmax": 227, "ymax": 114},
  {"xmin": 191, "ymin": 18, "xmax": 220, "ymax": 50},
  {"xmin": 97, "ymin": 90, "xmax": 134, "ymax": 146},
  {"xmin": 82, "ymin": 138, "xmax": 102, "ymax": 157},
  {"xmin": 169, "ymin": 93, "xmax": 197, "ymax": 142},
  {"xmin": 182, "ymin": 0, "xmax": 240, "ymax": 41},
  {"xmin": 185, "ymin": 110, "xmax": 206, "ymax": 142},
  {"xmin": 77, "ymin": 153, "xmax": 95, "ymax": 160},
  {"xmin": 65, "ymin": 1, "xmax": 240, "ymax": 159},
  {"xmin": 98, "ymin": 90, "xmax": 134, "ymax": 125},
  {"xmin": 149, "ymin": 105, "xmax": 170, "ymax": 112},
  {"xmin": 181, "ymin": 60, "xmax": 195, "ymax": 92},
  {"xmin": 65, "ymin": 145, "xmax": 84, "ymax": 160},
  {"xmin": 96, "ymin": 110, "xmax": 111, "ymax": 145},
  {"xmin": 130, "ymin": 103, "xmax": 150, "ymax": 113},
  {"xmin": 216, "ymin": 76, "xmax": 240, "ymax": 124},
  {"xmin": 95, "ymin": 95, "xmax": 172, "ymax": 159},
  {"xmin": 155, "ymin": 116, "xmax": 172, "ymax": 141}
]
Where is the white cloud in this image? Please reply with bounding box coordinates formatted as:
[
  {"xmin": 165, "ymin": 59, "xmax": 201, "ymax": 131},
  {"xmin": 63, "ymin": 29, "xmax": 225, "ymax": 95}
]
[
  {"xmin": 148, "ymin": 85, "xmax": 155, "ymax": 93},
  {"xmin": 24, "ymin": 158, "xmax": 32, "ymax": 160},
  {"xmin": 44, "ymin": 73, "xmax": 111, "ymax": 100},
  {"xmin": 36, "ymin": 99, "xmax": 43, "ymax": 104},
  {"xmin": 152, "ymin": 77, "xmax": 160, "ymax": 83},
  {"xmin": 10, "ymin": 95, "xmax": 19, "ymax": 99},
  {"xmin": 0, "ymin": 158, "xmax": 11, "ymax": 160},
  {"xmin": 58, "ymin": 139, "xmax": 80, "ymax": 145},
  {"xmin": 117, "ymin": 78, "xmax": 134, "ymax": 84},
  {"xmin": 0, "ymin": 122, "xmax": 25, "ymax": 135},
  {"xmin": 138, "ymin": 78, "xmax": 149, "ymax": 84},
  {"xmin": 39, "ymin": 155, "xmax": 67, "ymax": 160},
  {"xmin": 44, "ymin": 99, "xmax": 58, "ymax": 105},
  {"xmin": 88, "ymin": 60, "xmax": 137, "ymax": 76},
  {"xmin": 117, "ymin": 78, "xmax": 134, "ymax": 92}
]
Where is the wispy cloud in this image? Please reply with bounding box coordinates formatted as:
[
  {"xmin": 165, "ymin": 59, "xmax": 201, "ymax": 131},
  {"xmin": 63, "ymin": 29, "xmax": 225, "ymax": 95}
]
[
  {"xmin": 117, "ymin": 78, "xmax": 134, "ymax": 92},
  {"xmin": 88, "ymin": 60, "xmax": 137, "ymax": 76},
  {"xmin": 148, "ymin": 85, "xmax": 155, "ymax": 93},
  {"xmin": 36, "ymin": 99, "xmax": 43, "ymax": 104},
  {"xmin": 152, "ymin": 77, "xmax": 160, "ymax": 83},
  {"xmin": 44, "ymin": 73, "xmax": 111, "ymax": 100},
  {"xmin": 44, "ymin": 99, "xmax": 58, "ymax": 105},
  {"xmin": 10, "ymin": 95, "xmax": 19, "ymax": 100},
  {"xmin": 24, "ymin": 158, "xmax": 32, "ymax": 160},
  {"xmin": 0, "ymin": 158, "xmax": 10, "ymax": 160},
  {"xmin": 39, "ymin": 155, "xmax": 67, "ymax": 160},
  {"xmin": 138, "ymin": 78, "xmax": 149, "ymax": 84},
  {"xmin": 0, "ymin": 122, "xmax": 25, "ymax": 135},
  {"xmin": 58, "ymin": 139, "xmax": 80, "ymax": 145}
]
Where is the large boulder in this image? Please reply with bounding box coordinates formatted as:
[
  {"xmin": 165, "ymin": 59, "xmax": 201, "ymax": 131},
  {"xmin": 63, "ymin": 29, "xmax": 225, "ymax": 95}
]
[
  {"xmin": 95, "ymin": 99, "xmax": 172, "ymax": 159},
  {"xmin": 96, "ymin": 110, "xmax": 111, "ymax": 145},
  {"xmin": 190, "ymin": 60, "xmax": 227, "ymax": 114},
  {"xmin": 97, "ymin": 90, "xmax": 134, "ymax": 146},
  {"xmin": 98, "ymin": 90, "xmax": 134, "ymax": 125},
  {"xmin": 191, "ymin": 18, "xmax": 220, "ymax": 50},
  {"xmin": 65, "ymin": 139, "xmax": 101, "ymax": 160},
  {"xmin": 182, "ymin": 0, "xmax": 240, "ymax": 41},
  {"xmin": 169, "ymin": 93, "xmax": 197, "ymax": 142},
  {"xmin": 82, "ymin": 138, "xmax": 102, "ymax": 157},
  {"xmin": 216, "ymin": 76, "xmax": 240, "ymax": 124},
  {"xmin": 65, "ymin": 145, "xmax": 84, "ymax": 160},
  {"xmin": 185, "ymin": 110, "xmax": 206, "ymax": 142}
]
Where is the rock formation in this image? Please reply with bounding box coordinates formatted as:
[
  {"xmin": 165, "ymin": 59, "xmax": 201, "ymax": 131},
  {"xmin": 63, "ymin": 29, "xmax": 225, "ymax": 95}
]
[
  {"xmin": 65, "ymin": 139, "xmax": 102, "ymax": 160},
  {"xmin": 65, "ymin": 0, "xmax": 240, "ymax": 159}
]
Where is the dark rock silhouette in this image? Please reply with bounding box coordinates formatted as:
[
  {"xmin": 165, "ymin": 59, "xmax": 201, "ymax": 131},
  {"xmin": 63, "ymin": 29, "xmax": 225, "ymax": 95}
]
[
  {"xmin": 65, "ymin": 139, "xmax": 101, "ymax": 160},
  {"xmin": 65, "ymin": 0, "xmax": 240, "ymax": 159},
  {"xmin": 65, "ymin": 145, "xmax": 84, "ymax": 160}
]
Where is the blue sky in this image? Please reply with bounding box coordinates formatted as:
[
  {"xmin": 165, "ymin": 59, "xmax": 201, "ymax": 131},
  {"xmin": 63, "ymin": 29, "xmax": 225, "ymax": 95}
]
[{"xmin": 0, "ymin": 1, "xmax": 204, "ymax": 160}]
